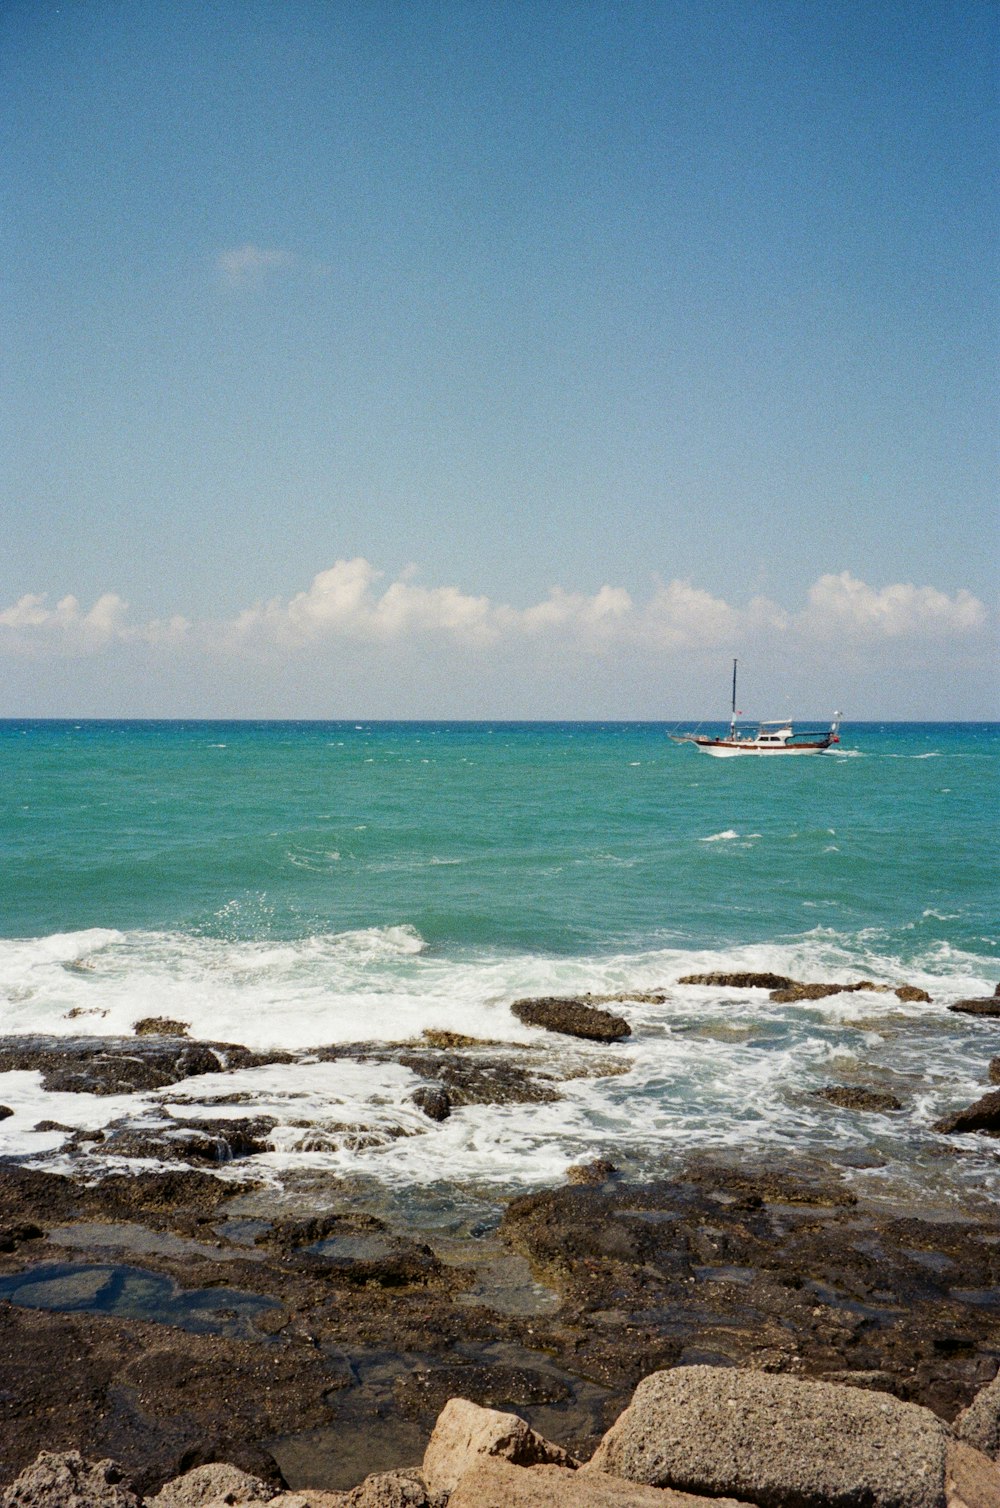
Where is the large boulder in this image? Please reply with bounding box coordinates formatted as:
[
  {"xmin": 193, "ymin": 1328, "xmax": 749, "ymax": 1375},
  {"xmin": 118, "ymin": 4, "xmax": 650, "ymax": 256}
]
[
  {"xmin": 955, "ymin": 1372, "xmax": 1000, "ymax": 1460},
  {"xmin": 422, "ymin": 1399, "xmax": 575, "ymax": 1500},
  {"xmin": 585, "ymin": 1365, "xmax": 967, "ymax": 1508},
  {"xmin": 510, "ymin": 999, "xmax": 631, "ymax": 1042},
  {"xmin": 933, "ymin": 1090, "xmax": 1000, "ymax": 1137},
  {"xmin": 447, "ymin": 1458, "xmax": 750, "ymax": 1506},
  {"xmin": 0, "ymin": 1452, "xmax": 139, "ymax": 1508}
]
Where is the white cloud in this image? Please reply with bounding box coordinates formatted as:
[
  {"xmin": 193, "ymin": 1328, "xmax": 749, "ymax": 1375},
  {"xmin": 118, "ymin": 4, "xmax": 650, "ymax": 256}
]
[
  {"xmin": 801, "ymin": 572, "xmax": 987, "ymax": 637},
  {"xmin": 0, "ymin": 566, "xmax": 988, "ymax": 667},
  {"xmin": 216, "ymin": 243, "xmax": 295, "ymax": 288}
]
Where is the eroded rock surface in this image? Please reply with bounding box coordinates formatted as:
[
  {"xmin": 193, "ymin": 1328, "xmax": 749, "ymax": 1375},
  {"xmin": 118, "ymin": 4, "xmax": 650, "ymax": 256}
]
[
  {"xmin": 0, "ymin": 1451, "xmax": 140, "ymax": 1508},
  {"xmin": 510, "ymin": 999, "xmax": 631, "ymax": 1043},
  {"xmin": 587, "ymin": 1366, "xmax": 953, "ymax": 1508}
]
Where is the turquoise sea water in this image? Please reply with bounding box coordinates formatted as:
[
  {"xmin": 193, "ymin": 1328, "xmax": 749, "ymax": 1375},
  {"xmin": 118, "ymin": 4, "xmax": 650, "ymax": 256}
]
[{"xmin": 1, "ymin": 720, "xmax": 997, "ymax": 1202}]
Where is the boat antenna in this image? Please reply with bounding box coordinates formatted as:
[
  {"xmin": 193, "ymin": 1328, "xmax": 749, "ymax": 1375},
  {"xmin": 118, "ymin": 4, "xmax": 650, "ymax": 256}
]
[{"xmin": 730, "ymin": 657, "xmax": 738, "ymax": 737}]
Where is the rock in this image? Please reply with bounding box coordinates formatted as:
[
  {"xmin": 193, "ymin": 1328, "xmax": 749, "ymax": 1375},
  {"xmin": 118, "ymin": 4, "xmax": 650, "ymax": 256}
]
[
  {"xmin": 956, "ymin": 1371, "xmax": 1000, "ymax": 1459},
  {"xmin": 101, "ymin": 1117, "xmax": 277, "ymax": 1163},
  {"xmin": 0, "ymin": 1105, "xmax": 12, "ymax": 1121},
  {"xmin": 815, "ymin": 1086, "xmax": 903, "ymax": 1112},
  {"xmin": 934, "ymin": 1090, "xmax": 1000, "ymax": 1137},
  {"xmin": 397, "ymin": 1051, "xmax": 560, "ymax": 1107},
  {"xmin": 989, "ymin": 1059, "xmax": 1000, "ymax": 1087},
  {"xmin": 565, "ymin": 1158, "xmax": 618, "ymax": 1185},
  {"xmin": 134, "ymin": 1017, "xmax": 191, "ymax": 1037},
  {"xmin": 0, "ymin": 1222, "xmax": 43, "ymax": 1253},
  {"xmin": 945, "ymin": 1441, "xmax": 1000, "ymax": 1508},
  {"xmin": 395, "ymin": 1365, "xmax": 570, "ymax": 1419},
  {"xmin": 146, "ymin": 1462, "xmax": 275, "ymax": 1505},
  {"xmin": 422, "ymin": 1399, "xmax": 576, "ymax": 1500},
  {"xmin": 0, "ymin": 1451, "xmax": 140, "ymax": 1507},
  {"xmin": 678, "ymin": 973, "xmax": 795, "ymax": 991},
  {"xmin": 896, "ymin": 986, "xmax": 933, "ymax": 1003},
  {"xmin": 510, "ymin": 998, "xmax": 631, "ymax": 1043},
  {"xmin": 949, "ymin": 998, "xmax": 1000, "ymax": 1018},
  {"xmin": 412, "ymin": 1086, "xmax": 452, "ymax": 1122},
  {"xmin": 586, "ymin": 1365, "xmax": 954, "ymax": 1508},
  {"xmin": 0, "ymin": 1036, "xmax": 293, "ymax": 1097},
  {"xmin": 342, "ymin": 1470, "xmax": 434, "ymax": 1507},
  {"xmin": 447, "ymin": 1458, "xmax": 750, "ymax": 1506}
]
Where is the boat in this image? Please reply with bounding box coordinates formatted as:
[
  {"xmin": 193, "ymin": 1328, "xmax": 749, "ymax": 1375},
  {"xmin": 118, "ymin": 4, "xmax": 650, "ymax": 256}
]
[{"xmin": 670, "ymin": 660, "xmax": 841, "ymax": 757}]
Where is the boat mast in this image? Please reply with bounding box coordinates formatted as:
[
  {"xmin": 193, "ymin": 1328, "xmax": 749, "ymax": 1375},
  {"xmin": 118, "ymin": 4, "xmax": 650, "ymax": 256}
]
[{"xmin": 730, "ymin": 658, "xmax": 738, "ymax": 737}]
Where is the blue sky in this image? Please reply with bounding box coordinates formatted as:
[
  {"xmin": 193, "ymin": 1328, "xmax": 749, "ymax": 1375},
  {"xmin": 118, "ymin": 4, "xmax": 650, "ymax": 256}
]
[{"xmin": 1, "ymin": 0, "xmax": 996, "ymax": 717}]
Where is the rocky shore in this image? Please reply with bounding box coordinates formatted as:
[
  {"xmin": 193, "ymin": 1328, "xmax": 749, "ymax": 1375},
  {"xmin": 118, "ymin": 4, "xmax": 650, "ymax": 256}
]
[
  {"xmin": 4, "ymin": 1365, "xmax": 1000, "ymax": 1506},
  {"xmin": 1, "ymin": 979, "xmax": 998, "ymax": 1501}
]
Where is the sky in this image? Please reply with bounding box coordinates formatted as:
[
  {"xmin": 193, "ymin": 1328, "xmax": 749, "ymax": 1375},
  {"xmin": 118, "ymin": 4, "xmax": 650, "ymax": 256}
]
[{"xmin": 1, "ymin": 0, "xmax": 996, "ymax": 719}]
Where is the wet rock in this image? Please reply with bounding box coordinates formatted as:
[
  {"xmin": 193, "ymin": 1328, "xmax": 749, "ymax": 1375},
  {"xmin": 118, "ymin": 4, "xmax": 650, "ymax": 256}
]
[
  {"xmin": 0, "ymin": 1036, "xmax": 294, "ymax": 1097},
  {"xmin": 306, "ymin": 1231, "xmax": 445, "ymax": 1289},
  {"xmin": 420, "ymin": 1030, "xmax": 498, "ymax": 1050},
  {"xmin": 815, "ymin": 1086, "xmax": 903, "ymax": 1112},
  {"xmin": 949, "ymin": 997, "xmax": 1000, "ymax": 1018},
  {"xmin": 411, "ymin": 1086, "xmax": 451, "ymax": 1122},
  {"xmin": 134, "ymin": 1018, "xmax": 191, "ymax": 1038},
  {"xmin": 956, "ymin": 1371, "xmax": 1000, "ymax": 1459},
  {"xmin": 397, "ymin": 1051, "xmax": 560, "ymax": 1107},
  {"xmin": 678, "ymin": 972, "xmax": 795, "ymax": 991},
  {"xmin": 587, "ymin": 1366, "xmax": 955, "ymax": 1508},
  {"xmin": 565, "ymin": 1159, "xmax": 618, "ymax": 1186},
  {"xmin": 0, "ymin": 1223, "xmax": 43, "ymax": 1253},
  {"xmin": 933, "ymin": 1090, "xmax": 1000, "ymax": 1137},
  {"xmin": 146, "ymin": 1461, "xmax": 274, "ymax": 1505},
  {"xmin": 896, "ymin": 985, "xmax": 933, "ymax": 1003},
  {"xmin": 510, "ymin": 999, "xmax": 631, "ymax": 1043},
  {"xmin": 422, "ymin": 1398, "xmax": 576, "ymax": 1500},
  {"xmin": 990, "ymin": 1059, "xmax": 1000, "ymax": 1087},
  {"xmin": 394, "ymin": 1363, "xmax": 571, "ymax": 1419},
  {"xmin": 0, "ymin": 1105, "xmax": 12, "ymax": 1121},
  {"xmin": 0, "ymin": 1451, "xmax": 140, "ymax": 1507},
  {"xmin": 101, "ymin": 1118, "xmax": 277, "ymax": 1163}
]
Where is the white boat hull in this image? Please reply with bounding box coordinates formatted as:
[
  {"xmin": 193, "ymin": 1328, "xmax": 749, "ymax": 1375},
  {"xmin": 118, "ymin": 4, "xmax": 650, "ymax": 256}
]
[{"xmin": 698, "ymin": 741, "xmax": 830, "ymax": 757}]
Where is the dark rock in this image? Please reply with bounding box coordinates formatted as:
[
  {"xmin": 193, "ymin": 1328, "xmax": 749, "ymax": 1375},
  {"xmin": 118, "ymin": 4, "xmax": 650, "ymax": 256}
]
[
  {"xmin": 933, "ymin": 1089, "xmax": 1000, "ymax": 1136},
  {"xmin": 0, "ymin": 1106, "xmax": 12, "ymax": 1122},
  {"xmin": 510, "ymin": 998, "xmax": 631, "ymax": 1043},
  {"xmin": 394, "ymin": 1362, "xmax": 571, "ymax": 1418},
  {"xmin": 101, "ymin": 1117, "xmax": 277, "ymax": 1163},
  {"xmin": 397, "ymin": 1051, "xmax": 560, "ymax": 1107},
  {"xmin": 989, "ymin": 1058, "xmax": 1000, "ymax": 1086},
  {"xmin": 412, "ymin": 1086, "xmax": 452, "ymax": 1122},
  {"xmin": 0, "ymin": 1223, "xmax": 43, "ymax": 1253},
  {"xmin": 133, "ymin": 1018, "xmax": 190, "ymax": 1038},
  {"xmin": 0, "ymin": 1036, "xmax": 294, "ymax": 1097},
  {"xmin": 815, "ymin": 1086, "xmax": 903, "ymax": 1112},
  {"xmin": 950, "ymin": 997, "xmax": 1000, "ymax": 1018},
  {"xmin": 0, "ymin": 1450, "xmax": 140, "ymax": 1507},
  {"xmin": 678, "ymin": 972, "xmax": 796, "ymax": 991},
  {"xmin": 895, "ymin": 985, "xmax": 932, "ymax": 1003}
]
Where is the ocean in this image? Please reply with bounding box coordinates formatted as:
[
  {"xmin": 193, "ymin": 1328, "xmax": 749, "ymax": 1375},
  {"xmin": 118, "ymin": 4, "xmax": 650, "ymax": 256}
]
[{"xmin": 1, "ymin": 719, "xmax": 997, "ymax": 1208}]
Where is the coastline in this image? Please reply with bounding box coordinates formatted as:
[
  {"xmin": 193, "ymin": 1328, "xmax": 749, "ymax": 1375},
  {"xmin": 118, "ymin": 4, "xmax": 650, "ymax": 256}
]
[{"xmin": 2, "ymin": 983, "xmax": 999, "ymax": 1495}]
